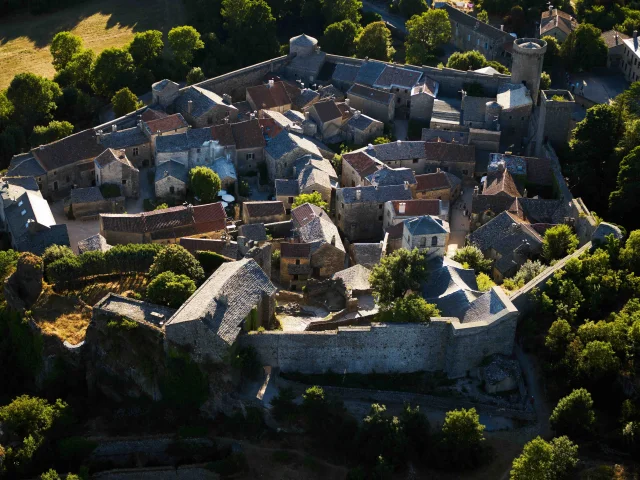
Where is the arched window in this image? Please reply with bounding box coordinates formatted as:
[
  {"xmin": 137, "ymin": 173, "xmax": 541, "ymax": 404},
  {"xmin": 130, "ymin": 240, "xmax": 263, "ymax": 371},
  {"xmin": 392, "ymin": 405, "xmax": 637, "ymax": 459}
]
[{"xmin": 431, "ymin": 236, "xmax": 438, "ymax": 246}]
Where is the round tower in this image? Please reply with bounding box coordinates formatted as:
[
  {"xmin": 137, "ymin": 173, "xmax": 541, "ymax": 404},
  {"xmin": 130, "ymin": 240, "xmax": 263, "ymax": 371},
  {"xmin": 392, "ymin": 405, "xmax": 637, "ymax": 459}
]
[
  {"xmin": 289, "ymin": 34, "xmax": 318, "ymax": 58},
  {"xmin": 510, "ymin": 38, "xmax": 547, "ymax": 104},
  {"xmin": 484, "ymin": 100, "xmax": 502, "ymax": 130}
]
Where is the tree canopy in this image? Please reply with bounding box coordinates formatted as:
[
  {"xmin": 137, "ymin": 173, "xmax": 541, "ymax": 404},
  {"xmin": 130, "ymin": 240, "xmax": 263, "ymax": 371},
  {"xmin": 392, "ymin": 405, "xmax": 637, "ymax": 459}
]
[
  {"xmin": 90, "ymin": 48, "xmax": 136, "ymax": 98},
  {"xmin": 561, "ymin": 23, "xmax": 608, "ymax": 72},
  {"xmin": 6, "ymin": 73, "xmax": 62, "ymax": 131},
  {"xmin": 128, "ymin": 30, "xmax": 164, "ymax": 67},
  {"xmin": 376, "ymin": 293, "xmax": 440, "ymax": 323},
  {"xmin": 610, "ymin": 146, "xmax": 640, "ymax": 230},
  {"xmin": 323, "ymin": 20, "xmax": 361, "ymax": 57},
  {"xmin": 292, "ymin": 192, "xmax": 328, "ymax": 211},
  {"xmin": 187, "ymin": 67, "xmax": 206, "ymax": 85},
  {"xmin": 399, "ymin": 0, "xmax": 428, "ymax": 18},
  {"xmin": 369, "ymin": 248, "xmax": 428, "ymax": 306},
  {"xmin": 321, "ymin": 0, "xmax": 362, "ymax": 25},
  {"xmin": 438, "ymin": 408, "xmax": 486, "ymax": 468},
  {"xmin": 147, "ymin": 271, "xmax": 196, "ymax": 308},
  {"xmin": 510, "ymin": 436, "xmax": 578, "ymax": 480},
  {"xmin": 355, "ymin": 22, "xmax": 395, "ymax": 61},
  {"xmin": 405, "ymin": 9, "xmax": 451, "ymax": 65},
  {"xmin": 29, "ymin": 120, "xmax": 73, "ymax": 147},
  {"xmin": 550, "ymin": 388, "xmax": 596, "ymax": 438},
  {"xmin": 149, "ymin": 244, "xmax": 205, "ymax": 283},
  {"xmin": 542, "ymin": 224, "xmax": 579, "ymax": 262},
  {"xmin": 111, "ymin": 87, "xmax": 143, "ymax": 118},
  {"xmin": 453, "ymin": 245, "xmax": 492, "ymax": 274},
  {"xmin": 168, "ymin": 25, "xmax": 205, "ymax": 68},
  {"xmin": 447, "ymin": 50, "xmax": 488, "ymax": 71},
  {"xmin": 50, "ymin": 32, "xmax": 83, "ymax": 71},
  {"xmin": 189, "ymin": 166, "xmax": 222, "ymax": 204}
]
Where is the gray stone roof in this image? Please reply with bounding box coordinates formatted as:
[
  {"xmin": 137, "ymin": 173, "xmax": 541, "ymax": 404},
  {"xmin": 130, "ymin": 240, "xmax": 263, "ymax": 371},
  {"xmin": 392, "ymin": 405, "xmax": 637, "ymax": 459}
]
[
  {"xmin": 404, "ymin": 215, "xmax": 449, "ymax": 236},
  {"xmin": 14, "ymin": 224, "xmax": 70, "ymax": 256},
  {"xmin": 497, "ymin": 83, "xmax": 533, "ymax": 111},
  {"xmin": 156, "ymin": 128, "xmax": 213, "ymax": 153},
  {"xmin": 294, "ymin": 157, "xmax": 338, "ymax": 182},
  {"xmin": 152, "ymin": 78, "xmax": 179, "ymax": 92},
  {"xmin": 332, "ymin": 264, "xmax": 371, "ymax": 292},
  {"xmin": 337, "ymin": 184, "xmax": 413, "ymax": 204},
  {"xmin": 7, "ymin": 155, "xmax": 46, "ymax": 177},
  {"xmin": 1, "ymin": 176, "xmax": 39, "ymax": 205},
  {"xmin": 6, "ymin": 190, "xmax": 56, "ymax": 246},
  {"xmin": 354, "ymin": 60, "xmax": 387, "ymax": 86},
  {"xmin": 238, "ymin": 223, "xmax": 268, "ymax": 242},
  {"xmin": 180, "ymin": 237, "xmax": 239, "ymax": 259},
  {"xmin": 365, "ymin": 167, "xmax": 416, "ymax": 187},
  {"xmin": 347, "ymin": 113, "xmax": 379, "ymax": 131},
  {"xmin": 166, "ymin": 258, "xmax": 276, "ymax": 348},
  {"xmin": 155, "ymin": 160, "xmax": 188, "ymax": 183},
  {"xmin": 421, "ymin": 128, "xmax": 470, "ymax": 144},
  {"xmin": 291, "ymin": 203, "xmax": 345, "ymax": 253},
  {"xmin": 332, "ymin": 63, "xmax": 360, "ymax": 84},
  {"xmin": 175, "ymin": 85, "xmax": 236, "ymax": 119},
  {"xmin": 298, "ymin": 164, "xmax": 331, "ymax": 191},
  {"xmin": 370, "ymin": 141, "xmax": 426, "ymax": 161},
  {"xmin": 77, "ymin": 234, "xmax": 111, "ymax": 254},
  {"xmin": 442, "ymin": 4, "xmax": 514, "ymax": 42},
  {"xmin": 100, "ymin": 127, "xmax": 148, "ymax": 149},
  {"xmin": 290, "ymin": 33, "xmax": 318, "ymax": 47},
  {"xmin": 468, "ymin": 211, "xmax": 542, "ymax": 256},
  {"xmin": 95, "ymin": 293, "xmax": 176, "ymax": 327},
  {"xmin": 265, "ymin": 131, "xmax": 324, "ymax": 161},
  {"xmin": 374, "ymin": 65, "xmax": 423, "ymax": 90},
  {"xmin": 293, "ymin": 88, "xmax": 320, "ymax": 109},
  {"xmin": 70, "ymin": 186, "xmax": 105, "ymax": 204},
  {"xmin": 350, "ymin": 242, "xmax": 383, "ymax": 269},
  {"xmin": 347, "ymin": 83, "xmax": 394, "ymax": 105},
  {"xmin": 275, "ymin": 179, "xmax": 299, "ymax": 197}
]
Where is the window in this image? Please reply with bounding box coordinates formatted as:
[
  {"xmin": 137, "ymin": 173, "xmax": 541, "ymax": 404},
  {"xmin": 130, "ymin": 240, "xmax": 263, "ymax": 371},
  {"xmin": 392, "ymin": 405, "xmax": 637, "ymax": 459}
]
[
  {"xmin": 462, "ymin": 169, "xmax": 469, "ymax": 175},
  {"xmin": 378, "ymin": 204, "xmax": 383, "ymax": 209},
  {"xmin": 122, "ymin": 179, "xmax": 127, "ymax": 185},
  {"xmin": 133, "ymin": 147, "xmax": 139, "ymax": 156},
  {"xmin": 53, "ymin": 171, "xmax": 57, "ymax": 176},
  {"xmin": 288, "ymin": 196, "xmax": 294, "ymax": 203},
  {"xmin": 431, "ymin": 236, "xmax": 438, "ymax": 246},
  {"xmin": 293, "ymin": 274, "xmax": 299, "ymax": 280},
  {"xmin": 197, "ymin": 148, "xmax": 201, "ymax": 153},
  {"xmin": 20, "ymin": 209, "xmax": 26, "ymax": 216},
  {"xmin": 468, "ymin": 34, "xmax": 471, "ymax": 41},
  {"xmin": 378, "ymin": 215, "xmax": 382, "ymax": 221},
  {"xmin": 18, "ymin": 200, "xmax": 23, "ymax": 207},
  {"xmin": 296, "ymin": 259, "xmax": 300, "ymax": 265},
  {"xmin": 477, "ymin": 39, "xmax": 480, "ymax": 46},
  {"xmin": 420, "ymin": 237, "xmax": 427, "ymax": 247},
  {"xmin": 170, "ymin": 186, "xmax": 175, "ymax": 194},
  {"xmin": 404, "ymin": 89, "xmax": 408, "ymax": 93},
  {"xmin": 484, "ymin": 42, "xmax": 488, "ymax": 49},
  {"xmin": 246, "ymin": 153, "xmax": 255, "ymax": 160},
  {"xmin": 413, "ymin": 158, "xmax": 418, "ymax": 163}
]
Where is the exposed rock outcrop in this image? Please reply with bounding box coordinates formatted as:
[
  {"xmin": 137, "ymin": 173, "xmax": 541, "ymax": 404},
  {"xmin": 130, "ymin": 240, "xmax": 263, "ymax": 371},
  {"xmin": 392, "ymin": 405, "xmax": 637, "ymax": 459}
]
[{"xmin": 4, "ymin": 252, "xmax": 43, "ymax": 312}]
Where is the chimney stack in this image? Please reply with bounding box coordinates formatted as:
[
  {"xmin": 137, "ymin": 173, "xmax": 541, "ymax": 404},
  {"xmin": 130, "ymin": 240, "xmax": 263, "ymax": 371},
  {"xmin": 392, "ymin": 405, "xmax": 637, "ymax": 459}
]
[
  {"xmin": 548, "ymin": 5, "xmax": 552, "ymax": 13},
  {"xmin": 111, "ymin": 124, "xmax": 117, "ymax": 132},
  {"xmin": 187, "ymin": 100, "xmax": 193, "ymax": 115},
  {"xmin": 500, "ymin": 25, "xmax": 504, "ymax": 31},
  {"xmin": 268, "ymin": 79, "xmax": 274, "ymax": 88},
  {"xmin": 436, "ymin": 167, "xmax": 441, "ymax": 173},
  {"xmin": 345, "ymin": 99, "xmax": 350, "ymax": 106},
  {"xmin": 354, "ymin": 110, "xmax": 361, "ymax": 119},
  {"xmin": 399, "ymin": 202, "xmax": 406, "ymax": 214},
  {"xmin": 355, "ymin": 188, "xmax": 361, "ymax": 201},
  {"xmin": 304, "ymin": 111, "xmax": 310, "ymax": 121},
  {"xmin": 404, "ymin": 180, "xmax": 409, "ymax": 190},
  {"xmin": 331, "ymin": 235, "xmax": 336, "ymax": 246},
  {"xmin": 222, "ymin": 93, "xmax": 232, "ymax": 104},
  {"xmin": 96, "ymin": 129, "xmax": 103, "ymax": 144}
]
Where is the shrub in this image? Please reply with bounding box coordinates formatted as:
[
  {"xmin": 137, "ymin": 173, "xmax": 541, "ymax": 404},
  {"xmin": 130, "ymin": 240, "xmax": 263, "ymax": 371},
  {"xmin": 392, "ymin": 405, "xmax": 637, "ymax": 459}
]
[
  {"xmin": 271, "ymin": 249, "xmax": 281, "ymax": 270},
  {"xmin": 453, "ymin": 246, "xmax": 492, "ymax": 274},
  {"xmin": 196, "ymin": 250, "xmax": 231, "ymax": 276},
  {"xmin": 542, "ymin": 224, "xmax": 579, "ymax": 261},
  {"xmin": 376, "ymin": 294, "xmax": 440, "ymax": 323},
  {"xmin": 189, "ymin": 166, "xmax": 221, "ymax": 203},
  {"xmin": 146, "ymin": 271, "xmax": 196, "ymax": 308},
  {"xmin": 107, "ymin": 316, "xmax": 139, "ymax": 331},
  {"xmin": 292, "ymin": 192, "xmax": 328, "ymax": 211},
  {"xmin": 476, "ymin": 273, "xmax": 495, "ymax": 291},
  {"xmin": 550, "ymin": 388, "xmax": 596, "ymax": 438},
  {"xmin": 42, "ymin": 245, "xmax": 74, "ymax": 272},
  {"xmin": 99, "ymin": 183, "xmax": 121, "ymax": 198},
  {"xmin": 149, "ymin": 244, "xmax": 205, "ymax": 284},
  {"xmin": 270, "ymin": 387, "xmax": 298, "ymax": 422},
  {"xmin": 0, "ymin": 249, "xmax": 19, "ymax": 281}
]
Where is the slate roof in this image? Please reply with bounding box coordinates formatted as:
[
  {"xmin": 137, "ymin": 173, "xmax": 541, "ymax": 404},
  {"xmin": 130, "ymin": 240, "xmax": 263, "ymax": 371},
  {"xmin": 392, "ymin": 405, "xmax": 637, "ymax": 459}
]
[
  {"xmin": 156, "ymin": 128, "xmax": 213, "ymax": 153},
  {"xmin": 525, "ymin": 156, "xmax": 553, "ymax": 186},
  {"xmin": 152, "ymin": 78, "xmax": 179, "ymax": 92},
  {"xmin": 601, "ymin": 30, "xmax": 629, "ymax": 49},
  {"xmin": 212, "ymin": 157, "xmax": 237, "ymax": 182},
  {"xmin": 1, "ymin": 176, "xmax": 39, "ymax": 200},
  {"xmin": 294, "ymin": 157, "xmax": 338, "ymax": 182},
  {"xmin": 141, "ymin": 108, "xmax": 168, "ymax": 122},
  {"xmin": 338, "ymin": 185, "xmax": 413, "ymax": 204},
  {"xmin": 293, "ymin": 88, "xmax": 320, "ymax": 110},
  {"xmin": 332, "ymin": 63, "xmax": 360, "ymax": 84},
  {"xmin": 350, "ymin": 243, "xmax": 383, "ymax": 269},
  {"xmin": 180, "ymin": 237, "xmax": 238, "ymax": 259},
  {"xmin": 421, "ymin": 128, "xmax": 469, "ymax": 144},
  {"xmin": 374, "ymin": 65, "xmax": 423, "ymax": 89},
  {"xmin": 290, "ymin": 33, "xmax": 318, "ymax": 47},
  {"xmin": 155, "ymin": 160, "xmax": 188, "ymax": 183},
  {"xmin": 247, "ymin": 81, "xmax": 297, "ymax": 110},
  {"xmin": 70, "ymin": 186, "xmax": 105, "ymax": 204},
  {"xmin": 31, "ymin": 129, "xmax": 104, "ymax": 171},
  {"xmin": 280, "ymin": 242, "xmax": 312, "ymax": 258},
  {"xmin": 311, "ymin": 100, "xmax": 342, "ymax": 124},
  {"xmin": 298, "ymin": 164, "xmax": 332, "ymax": 191},
  {"xmin": 231, "ymin": 119, "xmax": 266, "ymax": 149},
  {"xmin": 369, "ymin": 141, "xmax": 425, "ymax": 162},
  {"xmin": 342, "ymin": 151, "xmax": 380, "ymax": 177},
  {"xmin": 100, "ymin": 127, "xmax": 148, "ymax": 150},
  {"xmin": 14, "ymin": 224, "xmax": 70, "ymax": 256},
  {"xmin": 144, "ymin": 113, "xmax": 189, "ymax": 134},
  {"xmin": 347, "ymin": 83, "xmax": 394, "ymax": 105},
  {"xmin": 354, "ymin": 60, "xmax": 387, "ymax": 86},
  {"xmin": 497, "ymin": 83, "xmax": 533, "ymax": 111},
  {"xmin": 442, "ymin": 4, "xmax": 514, "ymax": 42},
  {"xmin": 389, "ymin": 199, "xmax": 441, "ymax": 217},
  {"xmin": 7, "ymin": 155, "xmax": 46, "ymax": 177},
  {"xmin": 347, "ymin": 113, "xmax": 379, "ymax": 131},
  {"xmin": 238, "ymin": 223, "xmax": 268, "ymax": 242},
  {"xmin": 540, "ymin": 8, "xmax": 578, "ymax": 37},
  {"xmin": 415, "ymin": 172, "xmax": 461, "ymax": 191},
  {"xmin": 265, "ymin": 131, "xmax": 324, "ymax": 161},
  {"xmin": 275, "ymin": 179, "xmax": 299, "ymax": 197},
  {"xmin": 288, "ymin": 51, "xmax": 326, "ymax": 76},
  {"xmin": 210, "ymin": 123, "xmax": 235, "ymax": 146},
  {"xmin": 405, "ymin": 215, "xmax": 449, "ymax": 236},
  {"xmin": 333, "ymin": 264, "xmax": 372, "ymax": 292},
  {"xmin": 423, "ymin": 141, "xmax": 476, "ymax": 162},
  {"xmin": 365, "ymin": 167, "xmax": 416, "ymax": 187},
  {"xmin": 166, "ymin": 258, "xmax": 276, "ymax": 349},
  {"xmin": 483, "ymin": 170, "xmax": 522, "ymax": 197},
  {"xmin": 318, "ymin": 84, "xmax": 345, "ymax": 101},
  {"xmin": 291, "ymin": 203, "xmax": 345, "ymax": 253},
  {"xmin": 517, "ymin": 198, "xmax": 567, "ymax": 224},
  {"xmin": 244, "ymin": 201, "xmax": 286, "ymax": 218},
  {"xmin": 411, "ymin": 76, "xmax": 439, "ymax": 97},
  {"xmin": 176, "ymin": 85, "xmax": 236, "ymax": 119},
  {"xmin": 77, "ymin": 234, "xmax": 111, "ymax": 254},
  {"xmin": 94, "ymin": 148, "xmax": 135, "ymax": 169},
  {"xmin": 472, "ymin": 194, "xmax": 518, "ymax": 216},
  {"xmin": 468, "ymin": 211, "xmax": 541, "ymax": 252}
]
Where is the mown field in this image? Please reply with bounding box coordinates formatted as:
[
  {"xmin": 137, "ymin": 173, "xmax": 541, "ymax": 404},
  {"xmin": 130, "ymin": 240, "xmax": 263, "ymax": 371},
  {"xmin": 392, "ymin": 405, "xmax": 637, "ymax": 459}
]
[{"xmin": 0, "ymin": 0, "xmax": 186, "ymax": 90}]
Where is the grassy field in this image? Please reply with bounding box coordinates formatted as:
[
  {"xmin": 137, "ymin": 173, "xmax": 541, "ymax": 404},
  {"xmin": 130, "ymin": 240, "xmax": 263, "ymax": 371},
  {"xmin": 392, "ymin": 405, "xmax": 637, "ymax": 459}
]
[{"xmin": 0, "ymin": 0, "xmax": 186, "ymax": 90}]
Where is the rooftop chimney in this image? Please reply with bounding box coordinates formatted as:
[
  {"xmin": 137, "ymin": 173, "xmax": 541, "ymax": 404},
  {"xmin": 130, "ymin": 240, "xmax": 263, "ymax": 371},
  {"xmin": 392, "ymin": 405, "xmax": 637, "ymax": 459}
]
[
  {"xmin": 399, "ymin": 202, "xmax": 406, "ymax": 214},
  {"xmin": 404, "ymin": 180, "xmax": 409, "ymax": 190},
  {"xmin": 356, "ymin": 188, "xmax": 361, "ymax": 201},
  {"xmin": 500, "ymin": 25, "xmax": 504, "ymax": 31},
  {"xmin": 549, "ymin": 5, "xmax": 552, "ymax": 13},
  {"xmin": 397, "ymin": 139, "xmax": 402, "ymax": 144},
  {"xmin": 222, "ymin": 93, "xmax": 232, "ymax": 104},
  {"xmin": 345, "ymin": 99, "xmax": 350, "ymax": 106},
  {"xmin": 96, "ymin": 129, "xmax": 103, "ymax": 144},
  {"xmin": 367, "ymin": 143, "xmax": 374, "ymax": 150},
  {"xmin": 354, "ymin": 110, "xmax": 361, "ymax": 119},
  {"xmin": 187, "ymin": 100, "xmax": 193, "ymax": 114},
  {"xmin": 331, "ymin": 235, "xmax": 336, "ymax": 246},
  {"xmin": 304, "ymin": 111, "xmax": 310, "ymax": 121},
  {"xmin": 634, "ymin": 30, "xmax": 638, "ymax": 43},
  {"xmin": 111, "ymin": 124, "xmax": 117, "ymax": 132},
  {"xmin": 473, "ymin": 185, "xmax": 479, "ymax": 196},
  {"xmin": 268, "ymin": 79, "xmax": 274, "ymax": 88},
  {"xmin": 436, "ymin": 167, "xmax": 441, "ymax": 173}
]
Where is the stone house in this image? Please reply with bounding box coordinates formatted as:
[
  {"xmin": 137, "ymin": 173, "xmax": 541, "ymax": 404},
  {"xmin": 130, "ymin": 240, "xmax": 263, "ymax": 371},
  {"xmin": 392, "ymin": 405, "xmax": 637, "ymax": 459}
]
[
  {"xmin": 363, "ymin": 167, "xmax": 416, "ymax": 190},
  {"xmin": 402, "ymin": 215, "xmax": 450, "ymax": 260},
  {"xmin": 99, "ymin": 124, "xmax": 152, "ymax": 169},
  {"xmin": 246, "ymin": 80, "xmax": 299, "ymax": 113},
  {"xmin": 540, "ymin": 8, "xmax": 578, "ymax": 43},
  {"xmin": 344, "ymin": 111, "xmax": 384, "ymax": 146},
  {"xmin": 275, "ymin": 179, "xmax": 299, "ymax": 215},
  {"xmin": 415, "ymin": 171, "xmax": 461, "ymax": 201},
  {"xmin": 482, "ymin": 168, "xmax": 522, "ymax": 198},
  {"xmin": 335, "ymin": 184, "xmax": 413, "ymax": 242},
  {"xmin": 306, "ymin": 100, "xmax": 343, "ymax": 139},
  {"xmin": 372, "ymin": 64, "xmax": 424, "ymax": 112},
  {"xmin": 66, "ymin": 186, "xmax": 123, "ymax": 219},
  {"xmin": 442, "ymin": 4, "xmax": 514, "ymax": 63},
  {"xmin": 141, "ymin": 113, "xmax": 190, "ymax": 160},
  {"xmin": 264, "ymin": 131, "xmax": 327, "ymax": 182},
  {"xmin": 279, "ymin": 242, "xmax": 312, "ymax": 291},
  {"xmin": 232, "ymin": 119, "xmax": 266, "ymax": 174},
  {"xmin": 365, "ymin": 141, "xmax": 427, "ymax": 172},
  {"xmin": 423, "ymin": 141, "xmax": 476, "ymax": 177},
  {"xmin": 100, "ymin": 203, "xmax": 227, "ymax": 245},
  {"xmin": 383, "ymin": 199, "xmax": 444, "ymax": 230},
  {"xmin": 602, "ymin": 30, "xmax": 630, "ymax": 70},
  {"xmin": 242, "ymin": 201, "xmax": 287, "ymax": 225},
  {"xmin": 165, "ymin": 258, "xmax": 277, "ymax": 364},
  {"xmin": 346, "ymin": 84, "xmax": 395, "ymax": 123},
  {"xmin": 496, "ymin": 83, "xmax": 533, "ymax": 148},
  {"xmin": 94, "ymin": 148, "xmax": 140, "ymax": 198},
  {"xmin": 296, "ymin": 163, "xmax": 333, "ymax": 206},
  {"xmin": 410, "ymin": 79, "xmax": 439, "ymax": 122},
  {"xmin": 341, "ymin": 151, "xmax": 381, "ymax": 188},
  {"xmin": 621, "ymin": 33, "xmax": 640, "ymax": 82},
  {"xmin": 155, "ymin": 128, "xmax": 225, "ymax": 171},
  {"xmin": 286, "ymin": 34, "xmax": 326, "ymax": 83},
  {"xmin": 175, "ymin": 85, "xmax": 239, "ymax": 127},
  {"xmin": 291, "ymin": 203, "xmax": 345, "ymax": 277},
  {"xmin": 152, "ymin": 79, "xmax": 180, "ymax": 108},
  {"xmin": 0, "ymin": 176, "xmax": 69, "ymax": 255},
  {"xmin": 155, "ymin": 160, "xmax": 188, "ymax": 200}
]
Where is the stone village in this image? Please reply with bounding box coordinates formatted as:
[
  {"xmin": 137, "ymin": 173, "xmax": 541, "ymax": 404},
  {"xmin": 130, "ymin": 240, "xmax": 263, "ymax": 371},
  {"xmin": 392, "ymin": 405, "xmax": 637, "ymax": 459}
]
[{"xmin": 0, "ymin": 15, "xmax": 624, "ymax": 416}]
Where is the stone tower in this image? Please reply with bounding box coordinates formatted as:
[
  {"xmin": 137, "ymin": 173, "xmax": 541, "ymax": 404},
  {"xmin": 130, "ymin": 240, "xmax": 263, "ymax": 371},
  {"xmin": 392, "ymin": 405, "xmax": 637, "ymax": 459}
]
[
  {"xmin": 531, "ymin": 89, "xmax": 575, "ymax": 156},
  {"xmin": 289, "ymin": 34, "xmax": 318, "ymax": 58},
  {"xmin": 510, "ymin": 38, "xmax": 547, "ymax": 104},
  {"xmin": 484, "ymin": 100, "xmax": 502, "ymax": 130}
]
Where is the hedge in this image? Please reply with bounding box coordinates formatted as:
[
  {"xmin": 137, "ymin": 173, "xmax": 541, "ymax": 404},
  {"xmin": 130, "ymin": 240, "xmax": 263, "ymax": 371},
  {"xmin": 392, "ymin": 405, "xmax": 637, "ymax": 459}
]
[
  {"xmin": 47, "ymin": 244, "xmax": 164, "ymax": 284},
  {"xmin": 196, "ymin": 250, "xmax": 231, "ymax": 276}
]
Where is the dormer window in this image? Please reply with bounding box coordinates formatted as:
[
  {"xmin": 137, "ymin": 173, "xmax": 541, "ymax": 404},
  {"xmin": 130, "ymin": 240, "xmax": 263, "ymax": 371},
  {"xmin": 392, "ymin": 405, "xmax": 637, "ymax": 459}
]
[
  {"xmin": 21, "ymin": 209, "xmax": 26, "ymax": 216},
  {"xmin": 18, "ymin": 200, "xmax": 23, "ymax": 207}
]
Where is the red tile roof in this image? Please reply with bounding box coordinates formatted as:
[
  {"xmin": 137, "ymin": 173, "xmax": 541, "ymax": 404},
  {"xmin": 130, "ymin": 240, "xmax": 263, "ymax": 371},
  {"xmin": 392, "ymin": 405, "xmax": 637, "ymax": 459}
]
[
  {"xmin": 259, "ymin": 118, "xmax": 283, "ymax": 139},
  {"xmin": 483, "ymin": 170, "xmax": 522, "ymax": 198},
  {"xmin": 141, "ymin": 109, "xmax": 168, "ymax": 122},
  {"xmin": 247, "ymin": 81, "xmax": 298, "ymax": 110},
  {"xmin": 144, "ymin": 113, "xmax": 189, "ymax": 134},
  {"xmin": 390, "ymin": 199, "xmax": 440, "ymax": 216},
  {"xmin": 231, "ymin": 119, "xmax": 266, "ymax": 150},
  {"xmin": 291, "ymin": 203, "xmax": 326, "ymax": 228},
  {"xmin": 244, "ymin": 201, "xmax": 286, "ymax": 218},
  {"xmin": 343, "ymin": 151, "xmax": 379, "ymax": 177},
  {"xmin": 192, "ymin": 203, "xmax": 227, "ymax": 233},
  {"xmin": 210, "ymin": 123, "xmax": 235, "ymax": 146},
  {"xmin": 415, "ymin": 172, "xmax": 450, "ymax": 191},
  {"xmin": 280, "ymin": 242, "xmax": 312, "ymax": 258}
]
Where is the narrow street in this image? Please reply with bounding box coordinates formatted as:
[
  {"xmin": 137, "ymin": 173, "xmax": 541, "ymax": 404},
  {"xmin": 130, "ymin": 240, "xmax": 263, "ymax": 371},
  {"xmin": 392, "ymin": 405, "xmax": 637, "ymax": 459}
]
[
  {"xmin": 446, "ymin": 178, "xmax": 477, "ymax": 257},
  {"xmin": 361, "ymin": 0, "xmax": 408, "ymax": 34}
]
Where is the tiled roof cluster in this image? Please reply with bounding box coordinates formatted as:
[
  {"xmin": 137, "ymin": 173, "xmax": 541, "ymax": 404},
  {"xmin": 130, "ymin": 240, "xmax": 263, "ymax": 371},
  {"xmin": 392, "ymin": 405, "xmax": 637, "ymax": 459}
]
[
  {"xmin": 291, "ymin": 203, "xmax": 345, "ymax": 253},
  {"xmin": 244, "ymin": 201, "xmax": 286, "ymax": 218},
  {"xmin": 338, "ymin": 185, "xmax": 413, "ymax": 204},
  {"xmin": 280, "ymin": 242, "xmax": 312, "ymax": 258},
  {"xmin": 156, "ymin": 128, "xmax": 213, "ymax": 153},
  {"xmin": 540, "ymin": 8, "xmax": 578, "ymax": 36},
  {"xmin": 347, "ymin": 83, "xmax": 394, "ymax": 105},
  {"xmin": 366, "ymin": 167, "xmax": 416, "ymax": 187},
  {"xmin": 332, "ymin": 264, "xmax": 372, "ymax": 292},
  {"xmin": 176, "ymin": 85, "xmax": 237, "ymax": 119},
  {"xmin": 238, "ymin": 223, "xmax": 268, "ymax": 242},
  {"xmin": 247, "ymin": 81, "xmax": 300, "ymax": 110},
  {"xmin": 415, "ymin": 171, "xmax": 461, "ymax": 192}
]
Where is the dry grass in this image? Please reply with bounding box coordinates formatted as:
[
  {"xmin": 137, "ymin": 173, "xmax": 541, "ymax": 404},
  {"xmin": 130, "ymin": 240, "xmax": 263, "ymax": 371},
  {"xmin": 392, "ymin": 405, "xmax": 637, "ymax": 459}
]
[
  {"xmin": 76, "ymin": 273, "xmax": 149, "ymax": 305},
  {"xmin": 0, "ymin": 0, "xmax": 186, "ymax": 90}
]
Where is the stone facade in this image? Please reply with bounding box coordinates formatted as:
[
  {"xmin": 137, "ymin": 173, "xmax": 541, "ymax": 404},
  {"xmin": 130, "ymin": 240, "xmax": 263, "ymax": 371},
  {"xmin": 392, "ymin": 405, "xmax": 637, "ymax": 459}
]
[
  {"xmin": 279, "ymin": 242, "xmax": 312, "ymax": 291},
  {"xmin": 346, "ymin": 84, "xmax": 395, "ymax": 123},
  {"xmin": 94, "ymin": 149, "xmax": 140, "ymax": 198}
]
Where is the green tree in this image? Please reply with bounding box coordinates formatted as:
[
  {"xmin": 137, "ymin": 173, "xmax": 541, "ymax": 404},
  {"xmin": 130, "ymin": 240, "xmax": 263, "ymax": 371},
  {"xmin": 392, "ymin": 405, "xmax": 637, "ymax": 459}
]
[
  {"xmin": 579, "ymin": 340, "xmax": 620, "ymax": 379},
  {"xmin": 0, "ymin": 395, "xmax": 68, "ymax": 475},
  {"xmin": 0, "ymin": 249, "xmax": 19, "ymax": 281},
  {"xmin": 477, "ymin": 10, "xmax": 489, "ymax": 23},
  {"xmin": 369, "ymin": 248, "xmax": 428, "ymax": 306},
  {"xmin": 510, "ymin": 436, "xmax": 578, "ymax": 480},
  {"xmin": 476, "ymin": 272, "xmax": 495, "ymax": 291},
  {"xmin": 292, "ymin": 192, "xmax": 328, "ymax": 211},
  {"xmin": 355, "ymin": 21, "xmax": 395, "ymax": 61},
  {"xmin": 542, "ymin": 225, "xmax": 579, "ymax": 261},
  {"xmin": 323, "ymin": 20, "xmax": 361, "ymax": 56},
  {"xmin": 446, "ymin": 50, "xmax": 487, "ymax": 71},
  {"xmin": 620, "ymin": 230, "xmax": 640, "ymax": 273},
  {"xmin": 50, "ymin": 32, "xmax": 83, "ymax": 71},
  {"xmin": 42, "ymin": 245, "xmax": 74, "ymax": 271},
  {"xmin": 168, "ymin": 25, "xmax": 205, "ymax": 68},
  {"xmin": 321, "ymin": 0, "xmax": 362, "ymax": 25},
  {"xmin": 405, "ymin": 9, "xmax": 451, "ymax": 65},
  {"xmin": 540, "ymin": 71, "xmax": 551, "ymax": 90},
  {"xmin": 222, "ymin": 0, "xmax": 279, "ymax": 66},
  {"xmin": 147, "ymin": 271, "xmax": 196, "ymax": 308},
  {"xmin": 41, "ymin": 470, "xmax": 61, "ymax": 480},
  {"xmin": 187, "ymin": 66, "xmax": 206, "ymax": 85},
  {"xmin": 91, "ymin": 48, "xmax": 136, "ymax": 98},
  {"xmin": 0, "ymin": 89, "xmax": 14, "ymax": 126},
  {"xmin": 6, "ymin": 73, "xmax": 62, "ymax": 130},
  {"xmin": 399, "ymin": 404, "xmax": 430, "ymax": 458},
  {"xmin": 128, "ymin": 30, "xmax": 164, "ymax": 67},
  {"xmin": 399, "ymin": 0, "xmax": 427, "ymax": 18},
  {"xmin": 550, "ymin": 388, "xmax": 596, "ymax": 438},
  {"xmin": 64, "ymin": 49, "xmax": 96, "ymax": 87},
  {"xmin": 189, "ymin": 166, "xmax": 222, "ymax": 203},
  {"xmin": 542, "ymin": 35, "xmax": 560, "ymax": 66},
  {"xmin": 376, "ymin": 293, "xmax": 440, "ymax": 323},
  {"xmin": 149, "ymin": 244, "xmax": 205, "ymax": 283},
  {"xmin": 111, "ymin": 87, "xmax": 143, "ymax": 118},
  {"xmin": 440, "ymin": 408, "xmax": 486, "ymax": 467},
  {"xmin": 29, "ymin": 120, "xmax": 73, "ymax": 147},
  {"xmin": 545, "ymin": 319, "xmax": 574, "ymax": 357},
  {"xmin": 561, "ymin": 24, "xmax": 607, "ymax": 72},
  {"xmin": 453, "ymin": 245, "xmax": 492, "ymax": 274},
  {"xmin": 357, "ymin": 403, "xmax": 408, "ymax": 468},
  {"xmin": 609, "ymin": 147, "xmax": 640, "ymax": 230}
]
